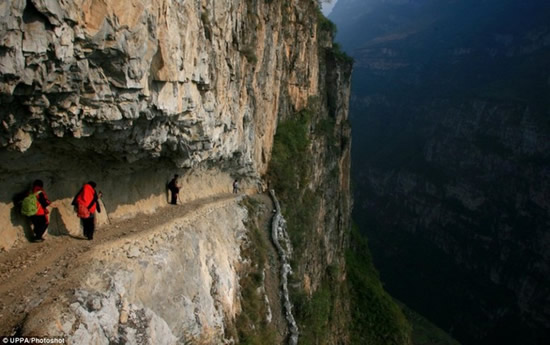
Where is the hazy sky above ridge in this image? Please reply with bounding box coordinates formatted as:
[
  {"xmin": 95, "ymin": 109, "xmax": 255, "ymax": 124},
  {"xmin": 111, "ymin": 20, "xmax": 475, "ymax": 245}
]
[{"xmin": 321, "ymin": 0, "xmax": 339, "ymax": 16}]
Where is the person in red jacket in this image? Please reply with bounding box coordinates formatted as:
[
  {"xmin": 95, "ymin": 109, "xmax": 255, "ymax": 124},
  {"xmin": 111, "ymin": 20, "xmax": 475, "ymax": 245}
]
[
  {"xmin": 74, "ymin": 181, "xmax": 102, "ymax": 240},
  {"xmin": 29, "ymin": 179, "xmax": 51, "ymax": 242}
]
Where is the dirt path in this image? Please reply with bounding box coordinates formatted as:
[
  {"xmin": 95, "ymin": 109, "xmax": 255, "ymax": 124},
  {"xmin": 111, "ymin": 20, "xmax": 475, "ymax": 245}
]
[{"xmin": 0, "ymin": 193, "xmax": 237, "ymax": 336}]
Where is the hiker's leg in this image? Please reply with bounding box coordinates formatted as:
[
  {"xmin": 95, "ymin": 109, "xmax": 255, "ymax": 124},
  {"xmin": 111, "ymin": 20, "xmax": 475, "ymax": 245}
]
[
  {"xmin": 81, "ymin": 219, "xmax": 88, "ymax": 238},
  {"xmin": 30, "ymin": 215, "xmax": 46, "ymax": 240},
  {"xmin": 89, "ymin": 216, "xmax": 95, "ymax": 240},
  {"xmin": 30, "ymin": 216, "xmax": 39, "ymax": 240},
  {"xmin": 83, "ymin": 217, "xmax": 93, "ymax": 240},
  {"xmin": 34, "ymin": 215, "xmax": 47, "ymax": 239}
]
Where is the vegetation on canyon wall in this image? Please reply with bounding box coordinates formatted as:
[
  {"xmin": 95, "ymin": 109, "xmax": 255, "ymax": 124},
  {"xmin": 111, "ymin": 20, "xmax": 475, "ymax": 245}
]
[
  {"xmin": 268, "ymin": 105, "xmax": 335, "ymax": 345},
  {"xmin": 230, "ymin": 197, "xmax": 279, "ymax": 345},
  {"xmin": 262, "ymin": 9, "xmax": 414, "ymax": 343},
  {"xmin": 267, "ymin": 99, "xmax": 412, "ymax": 344},
  {"xmin": 346, "ymin": 226, "xmax": 411, "ymax": 345}
]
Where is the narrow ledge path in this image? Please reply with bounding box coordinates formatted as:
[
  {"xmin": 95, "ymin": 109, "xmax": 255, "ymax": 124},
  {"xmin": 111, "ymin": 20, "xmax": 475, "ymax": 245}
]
[{"xmin": 0, "ymin": 193, "xmax": 238, "ymax": 336}]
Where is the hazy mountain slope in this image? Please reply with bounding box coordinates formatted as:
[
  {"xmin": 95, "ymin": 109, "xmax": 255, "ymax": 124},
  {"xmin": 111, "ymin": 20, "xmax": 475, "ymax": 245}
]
[{"xmin": 330, "ymin": 0, "xmax": 550, "ymax": 344}]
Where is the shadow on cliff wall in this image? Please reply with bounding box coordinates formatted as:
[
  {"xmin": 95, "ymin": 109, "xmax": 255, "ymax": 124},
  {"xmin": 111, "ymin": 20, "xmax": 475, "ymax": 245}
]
[
  {"xmin": 0, "ymin": 138, "xmax": 189, "ymax": 243},
  {"xmin": 10, "ymin": 189, "xmax": 34, "ymax": 241},
  {"xmin": 0, "ymin": 136, "xmax": 242, "ymax": 247},
  {"xmin": 0, "ymin": 137, "xmax": 178, "ymax": 207},
  {"xmin": 48, "ymin": 208, "xmax": 69, "ymax": 236}
]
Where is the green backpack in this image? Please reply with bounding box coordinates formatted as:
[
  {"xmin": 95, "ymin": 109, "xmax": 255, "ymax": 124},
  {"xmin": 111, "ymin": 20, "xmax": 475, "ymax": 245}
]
[{"xmin": 21, "ymin": 191, "xmax": 41, "ymax": 216}]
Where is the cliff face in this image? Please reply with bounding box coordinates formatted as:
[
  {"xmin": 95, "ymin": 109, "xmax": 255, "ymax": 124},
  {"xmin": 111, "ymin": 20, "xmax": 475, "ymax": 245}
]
[
  {"xmin": 1, "ymin": 0, "xmax": 320, "ymax": 165},
  {"xmin": 1, "ymin": 0, "xmax": 324, "ymax": 249},
  {"xmin": 292, "ymin": 45, "xmax": 353, "ymax": 344},
  {"xmin": 0, "ymin": 0, "xmax": 354, "ymax": 343},
  {"xmin": 330, "ymin": 0, "xmax": 550, "ymax": 344}
]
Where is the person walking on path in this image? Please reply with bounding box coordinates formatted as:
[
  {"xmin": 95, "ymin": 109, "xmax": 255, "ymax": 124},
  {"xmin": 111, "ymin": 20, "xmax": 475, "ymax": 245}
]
[
  {"xmin": 73, "ymin": 181, "xmax": 102, "ymax": 240},
  {"xmin": 232, "ymin": 179, "xmax": 239, "ymax": 194},
  {"xmin": 168, "ymin": 174, "xmax": 180, "ymax": 205},
  {"xmin": 24, "ymin": 179, "xmax": 51, "ymax": 242}
]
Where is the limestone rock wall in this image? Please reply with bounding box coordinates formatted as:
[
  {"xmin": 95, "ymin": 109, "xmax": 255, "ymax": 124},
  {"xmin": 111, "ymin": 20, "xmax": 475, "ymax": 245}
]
[
  {"xmin": 299, "ymin": 50, "xmax": 352, "ymax": 294},
  {"xmin": 0, "ymin": 0, "xmax": 324, "ymax": 250},
  {"xmin": 1, "ymin": 0, "xmax": 319, "ymax": 168},
  {"xmin": 0, "ymin": 1, "xmax": 356, "ymax": 343},
  {"xmin": 299, "ymin": 50, "xmax": 353, "ymax": 344}
]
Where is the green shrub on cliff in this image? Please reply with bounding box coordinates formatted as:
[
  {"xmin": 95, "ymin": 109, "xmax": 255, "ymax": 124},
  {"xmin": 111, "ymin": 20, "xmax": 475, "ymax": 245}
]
[
  {"xmin": 233, "ymin": 197, "xmax": 277, "ymax": 345},
  {"xmin": 268, "ymin": 110, "xmax": 318, "ymax": 254},
  {"xmin": 269, "ymin": 110, "xmax": 311, "ymax": 196},
  {"xmin": 329, "ymin": 42, "xmax": 354, "ymax": 64},
  {"xmin": 316, "ymin": 7, "xmax": 353, "ymax": 64},
  {"xmin": 347, "ymin": 226, "xmax": 412, "ymax": 345},
  {"xmin": 288, "ymin": 261, "xmax": 348, "ymax": 345},
  {"xmin": 317, "ymin": 8, "xmax": 337, "ymax": 36}
]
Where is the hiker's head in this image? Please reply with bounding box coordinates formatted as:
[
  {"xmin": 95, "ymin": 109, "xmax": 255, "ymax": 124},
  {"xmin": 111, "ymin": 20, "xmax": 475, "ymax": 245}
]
[
  {"xmin": 174, "ymin": 174, "xmax": 179, "ymax": 178},
  {"xmin": 32, "ymin": 179, "xmax": 44, "ymax": 188},
  {"xmin": 87, "ymin": 181, "xmax": 97, "ymax": 188}
]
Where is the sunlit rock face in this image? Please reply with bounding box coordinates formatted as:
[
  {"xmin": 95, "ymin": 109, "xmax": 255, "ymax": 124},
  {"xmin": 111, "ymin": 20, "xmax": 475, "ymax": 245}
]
[
  {"xmin": 330, "ymin": 0, "xmax": 550, "ymax": 344},
  {"xmin": 22, "ymin": 198, "xmax": 249, "ymax": 344},
  {"xmin": 0, "ymin": 0, "xmax": 325, "ymax": 249},
  {"xmin": 0, "ymin": 1, "xmax": 355, "ymax": 343},
  {"xmin": 1, "ymin": 0, "xmax": 322, "ymax": 170}
]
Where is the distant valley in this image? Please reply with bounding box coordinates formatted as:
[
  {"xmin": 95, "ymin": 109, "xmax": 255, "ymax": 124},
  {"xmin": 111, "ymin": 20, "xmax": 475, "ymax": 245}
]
[{"xmin": 330, "ymin": 0, "xmax": 550, "ymax": 344}]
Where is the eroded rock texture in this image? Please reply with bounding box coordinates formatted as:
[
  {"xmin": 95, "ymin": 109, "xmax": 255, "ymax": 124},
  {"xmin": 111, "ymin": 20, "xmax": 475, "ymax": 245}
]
[
  {"xmin": 0, "ymin": 0, "xmax": 328, "ymax": 249},
  {"xmin": 0, "ymin": 1, "xmax": 355, "ymax": 343},
  {"xmin": 1, "ymin": 0, "xmax": 322, "ymax": 167},
  {"xmin": 21, "ymin": 198, "xmax": 248, "ymax": 344}
]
